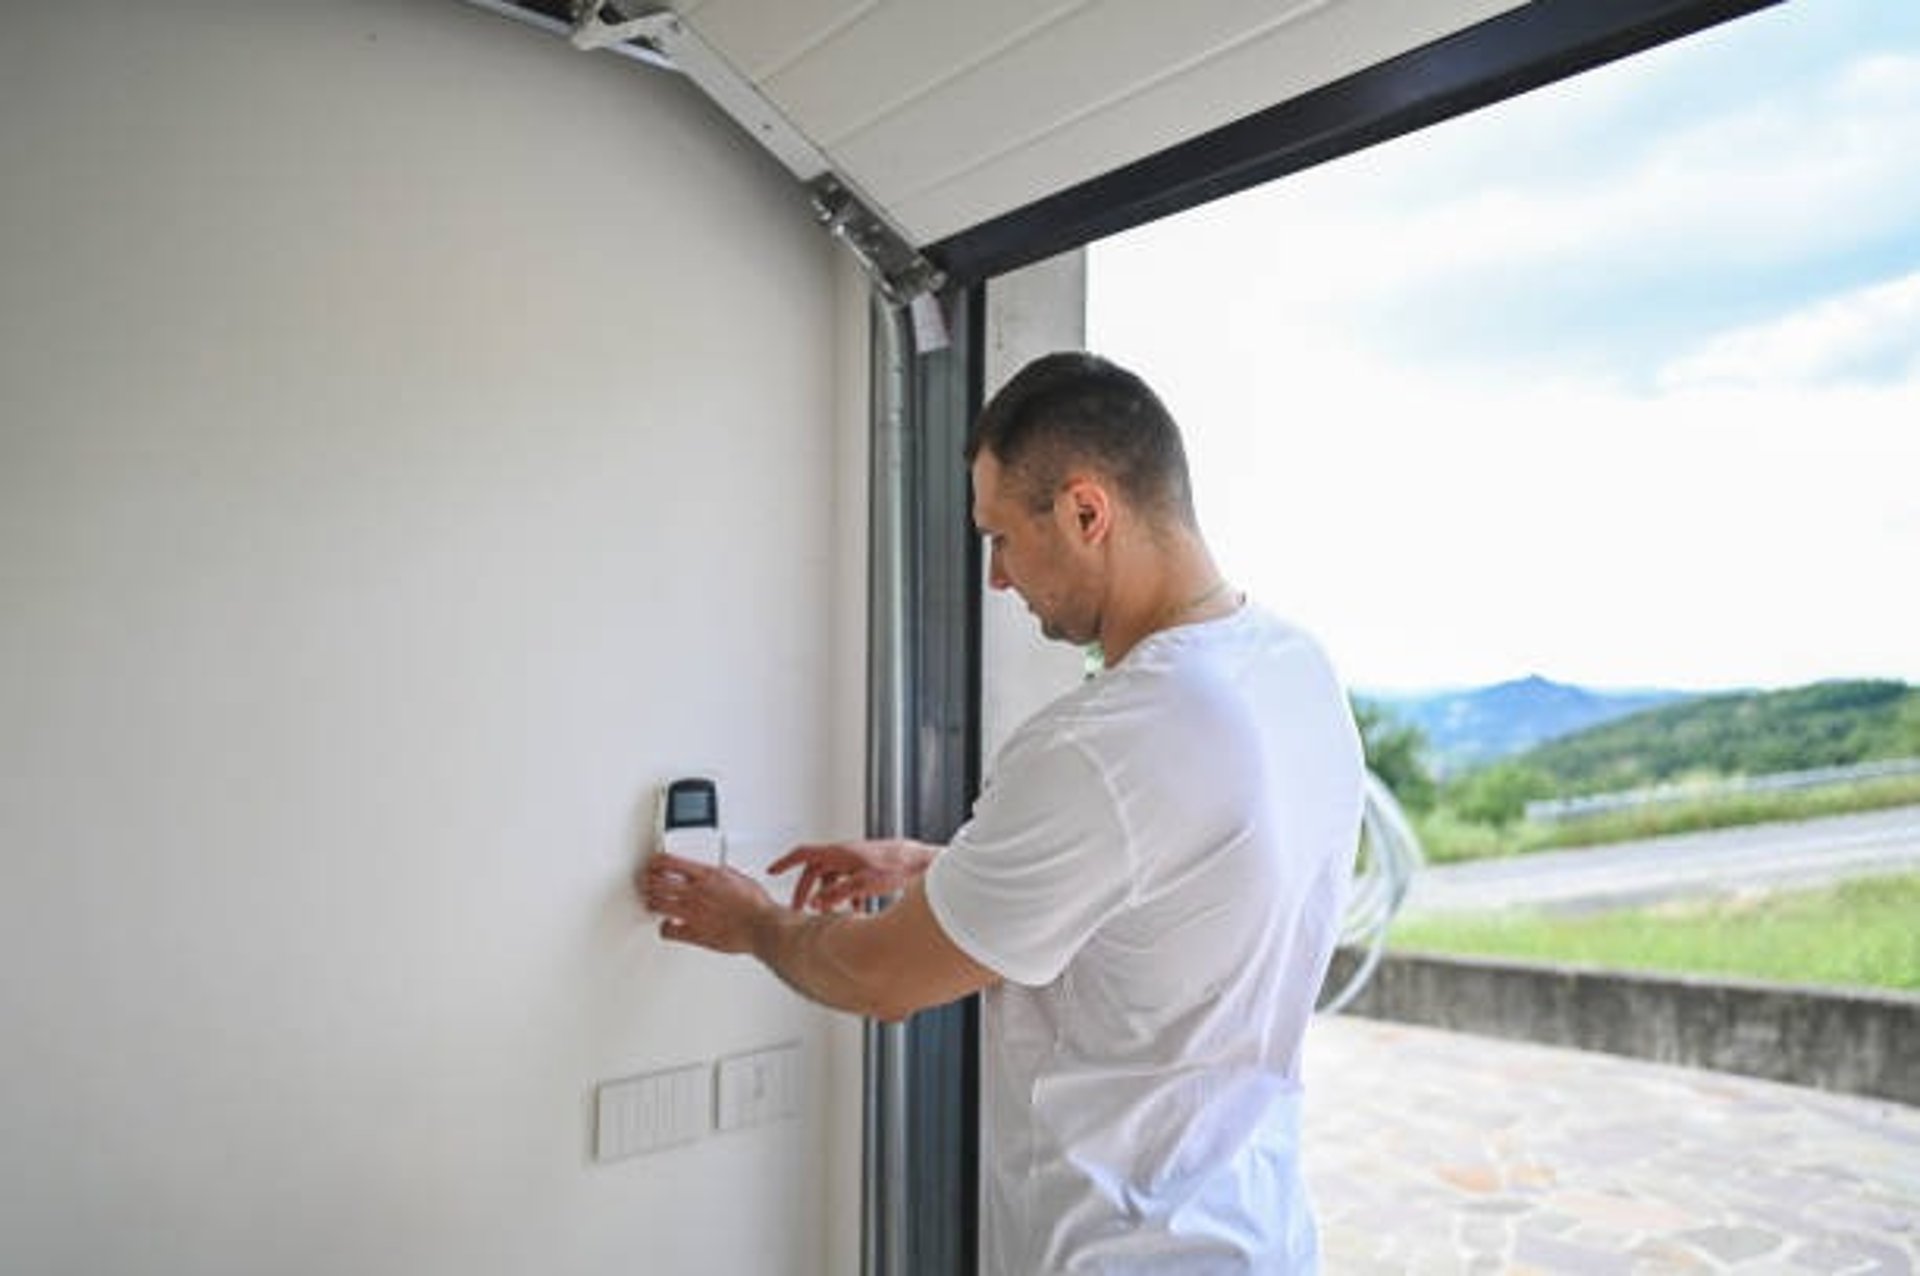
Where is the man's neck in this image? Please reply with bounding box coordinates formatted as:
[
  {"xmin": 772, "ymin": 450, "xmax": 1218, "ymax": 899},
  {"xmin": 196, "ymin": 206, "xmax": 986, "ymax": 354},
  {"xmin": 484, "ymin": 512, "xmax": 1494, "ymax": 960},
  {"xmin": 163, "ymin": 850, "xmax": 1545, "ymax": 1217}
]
[{"xmin": 1097, "ymin": 535, "xmax": 1231, "ymax": 666}]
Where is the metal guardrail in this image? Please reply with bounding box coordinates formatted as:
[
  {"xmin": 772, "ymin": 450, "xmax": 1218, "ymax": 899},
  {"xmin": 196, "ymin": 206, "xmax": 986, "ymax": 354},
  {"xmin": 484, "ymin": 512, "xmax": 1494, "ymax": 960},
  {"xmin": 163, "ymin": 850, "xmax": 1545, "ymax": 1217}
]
[{"xmin": 1524, "ymin": 756, "xmax": 1920, "ymax": 824}]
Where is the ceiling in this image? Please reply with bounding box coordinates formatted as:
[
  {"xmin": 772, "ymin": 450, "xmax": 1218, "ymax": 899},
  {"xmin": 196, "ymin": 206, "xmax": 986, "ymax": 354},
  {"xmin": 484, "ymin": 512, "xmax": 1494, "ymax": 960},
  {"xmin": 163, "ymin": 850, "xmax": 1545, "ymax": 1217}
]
[
  {"xmin": 654, "ymin": 0, "xmax": 1528, "ymax": 247},
  {"xmin": 474, "ymin": 0, "xmax": 1780, "ymax": 283},
  {"xmin": 479, "ymin": 2, "xmax": 1520, "ymax": 237}
]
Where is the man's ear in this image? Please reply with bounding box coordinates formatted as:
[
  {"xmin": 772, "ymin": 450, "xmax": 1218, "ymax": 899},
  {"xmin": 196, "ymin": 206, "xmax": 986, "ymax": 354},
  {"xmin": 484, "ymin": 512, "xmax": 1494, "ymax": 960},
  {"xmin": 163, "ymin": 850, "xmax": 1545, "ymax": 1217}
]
[{"xmin": 1060, "ymin": 476, "xmax": 1112, "ymax": 545}]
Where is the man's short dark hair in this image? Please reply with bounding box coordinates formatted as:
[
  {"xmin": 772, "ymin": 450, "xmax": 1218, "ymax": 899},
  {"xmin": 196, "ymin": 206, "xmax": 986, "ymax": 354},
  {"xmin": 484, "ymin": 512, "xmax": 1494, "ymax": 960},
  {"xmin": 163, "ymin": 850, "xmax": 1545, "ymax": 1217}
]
[{"xmin": 966, "ymin": 352, "xmax": 1196, "ymax": 527}]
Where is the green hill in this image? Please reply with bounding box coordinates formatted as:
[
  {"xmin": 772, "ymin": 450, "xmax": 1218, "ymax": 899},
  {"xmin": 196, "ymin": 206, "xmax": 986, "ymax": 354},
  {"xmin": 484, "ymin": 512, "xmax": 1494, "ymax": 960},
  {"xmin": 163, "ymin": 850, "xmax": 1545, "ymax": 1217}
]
[{"xmin": 1519, "ymin": 679, "xmax": 1920, "ymax": 794}]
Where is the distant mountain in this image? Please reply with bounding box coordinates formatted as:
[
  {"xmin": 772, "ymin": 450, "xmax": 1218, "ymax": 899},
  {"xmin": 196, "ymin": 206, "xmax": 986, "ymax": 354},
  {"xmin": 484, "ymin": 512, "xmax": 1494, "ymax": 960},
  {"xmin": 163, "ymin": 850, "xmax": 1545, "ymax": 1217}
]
[
  {"xmin": 1521, "ymin": 679, "xmax": 1920, "ymax": 793},
  {"xmin": 1360, "ymin": 675, "xmax": 1690, "ymax": 774}
]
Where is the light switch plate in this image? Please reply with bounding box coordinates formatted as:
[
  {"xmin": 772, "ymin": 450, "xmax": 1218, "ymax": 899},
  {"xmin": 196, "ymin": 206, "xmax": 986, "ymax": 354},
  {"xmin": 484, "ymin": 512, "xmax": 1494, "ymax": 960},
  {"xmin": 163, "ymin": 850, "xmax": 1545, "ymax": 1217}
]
[
  {"xmin": 715, "ymin": 1043, "xmax": 801, "ymax": 1132},
  {"xmin": 596, "ymin": 1063, "xmax": 711, "ymax": 1162}
]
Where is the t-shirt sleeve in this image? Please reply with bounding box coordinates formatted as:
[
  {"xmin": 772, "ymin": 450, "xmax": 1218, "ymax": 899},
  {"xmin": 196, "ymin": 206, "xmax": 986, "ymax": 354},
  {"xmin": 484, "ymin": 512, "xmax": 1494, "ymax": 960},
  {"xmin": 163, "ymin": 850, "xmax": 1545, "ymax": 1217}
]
[{"xmin": 924, "ymin": 731, "xmax": 1134, "ymax": 987}]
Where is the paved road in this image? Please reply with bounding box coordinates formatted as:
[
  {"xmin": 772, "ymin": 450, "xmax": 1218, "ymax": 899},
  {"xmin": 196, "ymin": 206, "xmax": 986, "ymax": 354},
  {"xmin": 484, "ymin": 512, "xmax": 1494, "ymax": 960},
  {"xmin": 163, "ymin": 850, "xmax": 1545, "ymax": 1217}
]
[{"xmin": 1402, "ymin": 804, "xmax": 1920, "ymax": 917}]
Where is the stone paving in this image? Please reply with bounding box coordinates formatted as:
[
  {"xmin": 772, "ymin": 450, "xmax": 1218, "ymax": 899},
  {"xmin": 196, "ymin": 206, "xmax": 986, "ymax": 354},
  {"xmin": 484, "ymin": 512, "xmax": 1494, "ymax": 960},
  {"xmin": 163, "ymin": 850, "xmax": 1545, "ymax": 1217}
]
[{"xmin": 1302, "ymin": 1016, "xmax": 1920, "ymax": 1274}]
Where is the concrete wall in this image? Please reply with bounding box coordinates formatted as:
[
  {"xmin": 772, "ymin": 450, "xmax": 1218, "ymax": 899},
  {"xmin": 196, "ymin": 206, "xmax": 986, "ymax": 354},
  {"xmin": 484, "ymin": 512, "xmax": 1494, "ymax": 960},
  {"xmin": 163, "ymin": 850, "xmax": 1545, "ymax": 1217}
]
[
  {"xmin": 1331, "ymin": 950, "xmax": 1920, "ymax": 1106},
  {"xmin": 0, "ymin": 4, "xmax": 864, "ymax": 1273}
]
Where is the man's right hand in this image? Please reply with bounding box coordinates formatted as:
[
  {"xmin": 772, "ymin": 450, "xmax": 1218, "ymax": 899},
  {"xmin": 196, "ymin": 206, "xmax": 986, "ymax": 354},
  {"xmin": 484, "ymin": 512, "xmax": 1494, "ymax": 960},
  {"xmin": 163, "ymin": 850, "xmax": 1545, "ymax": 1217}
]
[{"xmin": 768, "ymin": 839, "xmax": 940, "ymax": 913}]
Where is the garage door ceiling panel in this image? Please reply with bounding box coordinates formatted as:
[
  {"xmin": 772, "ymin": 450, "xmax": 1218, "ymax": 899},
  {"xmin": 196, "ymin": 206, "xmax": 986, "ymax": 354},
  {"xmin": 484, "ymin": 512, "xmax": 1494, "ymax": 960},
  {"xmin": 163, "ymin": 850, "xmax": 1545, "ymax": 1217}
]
[
  {"xmin": 801, "ymin": 0, "xmax": 1525, "ymax": 244},
  {"xmin": 672, "ymin": 0, "xmax": 878, "ymax": 82},
  {"xmin": 880, "ymin": 9, "xmax": 1425, "ymax": 243},
  {"xmin": 760, "ymin": 0, "xmax": 1085, "ymax": 149},
  {"xmin": 519, "ymin": 0, "xmax": 1531, "ymax": 246}
]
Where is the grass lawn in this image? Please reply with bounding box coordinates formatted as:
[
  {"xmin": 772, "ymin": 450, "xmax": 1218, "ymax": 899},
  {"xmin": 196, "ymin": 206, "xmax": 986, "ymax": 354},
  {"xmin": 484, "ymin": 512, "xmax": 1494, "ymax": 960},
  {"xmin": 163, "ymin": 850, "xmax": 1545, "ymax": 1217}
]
[
  {"xmin": 1415, "ymin": 779, "xmax": 1920, "ymax": 864},
  {"xmin": 1389, "ymin": 873, "xmax": 1920, "ymax": 993}
]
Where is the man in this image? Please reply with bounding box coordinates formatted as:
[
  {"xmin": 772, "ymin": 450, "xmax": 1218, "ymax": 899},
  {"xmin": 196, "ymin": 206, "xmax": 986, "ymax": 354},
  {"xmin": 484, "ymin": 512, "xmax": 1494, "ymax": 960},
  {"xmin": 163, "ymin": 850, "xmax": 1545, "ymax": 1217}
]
[{"xmin": 642, "ymin": 352, "xmax": 1364, "ymax": 1273}]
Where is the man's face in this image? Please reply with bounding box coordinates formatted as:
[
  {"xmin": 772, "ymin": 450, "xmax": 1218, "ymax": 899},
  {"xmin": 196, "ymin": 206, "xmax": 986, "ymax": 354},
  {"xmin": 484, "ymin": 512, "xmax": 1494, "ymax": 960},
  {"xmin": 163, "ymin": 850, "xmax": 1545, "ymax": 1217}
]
[{"xmin": 971, "ymin": 451, "xmax": 1100, "ymax": 646}]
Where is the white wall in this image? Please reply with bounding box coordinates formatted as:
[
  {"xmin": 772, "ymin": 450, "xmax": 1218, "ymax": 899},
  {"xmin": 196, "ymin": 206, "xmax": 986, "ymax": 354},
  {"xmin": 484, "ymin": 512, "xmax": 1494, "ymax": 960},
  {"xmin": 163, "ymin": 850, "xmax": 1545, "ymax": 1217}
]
[
  {"xmin": 981, "ymin": 253, "xmax": 1092, "ymax": 757},
  {"xmin": 0, "ymin": 4, "xmax": 863, "ymax": 1273}
]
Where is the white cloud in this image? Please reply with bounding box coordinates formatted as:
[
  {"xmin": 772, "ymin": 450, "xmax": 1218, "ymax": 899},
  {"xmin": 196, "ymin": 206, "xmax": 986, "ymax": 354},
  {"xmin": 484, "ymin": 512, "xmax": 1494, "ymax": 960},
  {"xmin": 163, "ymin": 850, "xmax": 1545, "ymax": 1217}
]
[
  {"xmin": 1088, "ymin": 19, "xmax": 1920, "ymax": 691},
  {"xmin": 1659, "ymin": 269, "xmax": 1920, "ymax": 390},
  {"xmin": 1094, "ymin": 47, "xmax": 1920, "ymax": 379},
  {"xmin": 1167, "ymin": 367, "xmax": 1920, "ymax": 691},
  {"xmin": 1096, "ymin": 272, "xmax": 1920, "ymax": 691}
]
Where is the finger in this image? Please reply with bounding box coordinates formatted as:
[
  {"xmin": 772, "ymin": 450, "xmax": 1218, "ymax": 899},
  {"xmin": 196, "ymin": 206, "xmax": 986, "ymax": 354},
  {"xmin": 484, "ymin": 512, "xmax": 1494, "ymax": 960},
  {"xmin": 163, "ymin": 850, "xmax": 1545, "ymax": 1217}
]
[
  {"xmin": 816, "ymin": 873, "xmax": 871, "ymax": 909},
  {"xmin": 644, "ymin": 868, "xmax": 692, "ymax": 904},
  {"xmin": 790, "ymin": 863, "xmax": 823, "ymax": 911},
  {"xmin": 650, "ymin": 850, "xmax": 708, "ymax": 878},
  {"xmin": 771, "ymin": 843, "xmax": 835, "ymax": 872},
  {"xmin": 767, "ymin": 847, "xmax": 811, "ymax": 875},
  {"xmin": 646, "ymin": 859, "xmax": 708, "ymax": 893}
]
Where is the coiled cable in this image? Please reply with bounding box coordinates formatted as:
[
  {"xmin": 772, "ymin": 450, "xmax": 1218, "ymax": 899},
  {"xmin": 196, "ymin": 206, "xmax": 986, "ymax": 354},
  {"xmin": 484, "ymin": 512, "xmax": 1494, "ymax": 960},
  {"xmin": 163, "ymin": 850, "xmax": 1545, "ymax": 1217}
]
[{"xmin": 1319, "ymin": 769, "xmax": 1424, "ymax": 1014}]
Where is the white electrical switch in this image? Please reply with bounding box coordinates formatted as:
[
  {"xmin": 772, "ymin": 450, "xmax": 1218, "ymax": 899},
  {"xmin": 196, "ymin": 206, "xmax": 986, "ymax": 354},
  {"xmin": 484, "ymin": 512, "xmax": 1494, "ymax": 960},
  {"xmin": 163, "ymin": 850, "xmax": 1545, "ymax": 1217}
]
[
  {"xmin": 595, "ymin": 1063, "xmax": 711, "ymax": 1162},
  {"xmin": 715, "ymin": 1043, "xmax": 801, "ymax": 1132}
]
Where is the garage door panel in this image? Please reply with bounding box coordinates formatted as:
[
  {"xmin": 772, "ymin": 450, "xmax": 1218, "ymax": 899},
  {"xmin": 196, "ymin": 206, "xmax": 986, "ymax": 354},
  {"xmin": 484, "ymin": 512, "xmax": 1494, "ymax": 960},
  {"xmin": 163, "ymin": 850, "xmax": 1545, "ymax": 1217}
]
[
  {"xmin": 829, "ymin": 0, "xmax": 1525, "ymax": 243},
  {"xmin": 763, "ymin": 0, "xmax": 1084, "ymax": 149},
  {"xmin": 655, "ymin": 0, "xmax": 1522, "ymax": 246},
  {"xmin": 676, "ymin": 0, "xmax": 876, "ymax": 82}
]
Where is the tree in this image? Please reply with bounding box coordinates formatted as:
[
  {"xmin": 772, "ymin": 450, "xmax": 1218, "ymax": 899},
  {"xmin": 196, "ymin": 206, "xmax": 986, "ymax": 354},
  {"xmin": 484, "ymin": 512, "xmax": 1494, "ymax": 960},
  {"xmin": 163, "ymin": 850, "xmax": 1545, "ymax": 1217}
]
[
  {"xmin": 1352, "ymin": 700, "xmax": 1436, "ymax": 813},
  {"xmin": 1445, "ymin": 761, "xmax": 1555, "ymax": 827}
]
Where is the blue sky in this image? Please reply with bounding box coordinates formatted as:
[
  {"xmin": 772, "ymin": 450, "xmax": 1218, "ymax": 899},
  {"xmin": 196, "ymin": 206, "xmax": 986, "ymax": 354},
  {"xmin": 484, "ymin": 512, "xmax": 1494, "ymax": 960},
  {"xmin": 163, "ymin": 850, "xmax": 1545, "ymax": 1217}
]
[{"xmin": 1090, "ymin": 0, "xmax": 1919, "ymax": 693}]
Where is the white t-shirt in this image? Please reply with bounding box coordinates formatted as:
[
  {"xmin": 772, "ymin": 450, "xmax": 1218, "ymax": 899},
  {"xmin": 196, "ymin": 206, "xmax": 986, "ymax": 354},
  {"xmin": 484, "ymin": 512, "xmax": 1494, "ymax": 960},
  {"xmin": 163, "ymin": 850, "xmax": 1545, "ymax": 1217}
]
[{"xmin": 925, "ymin": 603, "xmax": 1363, "ymax": 1275}]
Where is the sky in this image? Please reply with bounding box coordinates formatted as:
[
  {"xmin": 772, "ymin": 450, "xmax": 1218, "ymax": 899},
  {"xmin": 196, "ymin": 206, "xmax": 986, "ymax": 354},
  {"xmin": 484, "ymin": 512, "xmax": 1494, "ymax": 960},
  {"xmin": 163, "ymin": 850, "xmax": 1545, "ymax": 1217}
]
[{"xmin": 1088, "ymin": 0, "xmax": 1919, "ymax": 695}]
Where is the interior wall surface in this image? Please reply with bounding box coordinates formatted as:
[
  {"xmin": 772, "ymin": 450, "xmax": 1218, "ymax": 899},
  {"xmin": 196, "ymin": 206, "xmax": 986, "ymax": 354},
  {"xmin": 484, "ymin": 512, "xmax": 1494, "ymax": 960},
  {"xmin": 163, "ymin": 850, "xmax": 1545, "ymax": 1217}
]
[
  {"xmin": 980, "ymin": 252, "xmax": 1093, "ymax": 758},
  {"xmin": 0, "ymin": 4, "xmax": 861, "ymax": 1273}
]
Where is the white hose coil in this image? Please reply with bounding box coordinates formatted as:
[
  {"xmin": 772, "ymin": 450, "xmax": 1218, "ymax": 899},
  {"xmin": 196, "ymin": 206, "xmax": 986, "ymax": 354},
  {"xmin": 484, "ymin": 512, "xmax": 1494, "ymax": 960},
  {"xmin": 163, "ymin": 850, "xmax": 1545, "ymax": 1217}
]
[{"xmin": 1319, "ymin": 769, "xmax": 1424, "ymax": 1014}]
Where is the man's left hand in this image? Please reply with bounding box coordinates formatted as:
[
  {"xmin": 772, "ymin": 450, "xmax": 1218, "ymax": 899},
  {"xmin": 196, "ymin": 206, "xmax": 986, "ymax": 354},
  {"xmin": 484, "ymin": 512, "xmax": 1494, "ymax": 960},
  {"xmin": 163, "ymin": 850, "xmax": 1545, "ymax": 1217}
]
[{"xmin": 639, "ymin": 853, "xmax": 777, "ymax": 953}]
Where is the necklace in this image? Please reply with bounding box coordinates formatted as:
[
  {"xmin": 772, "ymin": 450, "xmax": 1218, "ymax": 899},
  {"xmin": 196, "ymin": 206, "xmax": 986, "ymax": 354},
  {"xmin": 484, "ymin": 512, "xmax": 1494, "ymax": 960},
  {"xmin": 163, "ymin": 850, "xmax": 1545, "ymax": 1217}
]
[{"xmin": 1161, "ymin": 577, "xmax": 1233, "ymax": 630}]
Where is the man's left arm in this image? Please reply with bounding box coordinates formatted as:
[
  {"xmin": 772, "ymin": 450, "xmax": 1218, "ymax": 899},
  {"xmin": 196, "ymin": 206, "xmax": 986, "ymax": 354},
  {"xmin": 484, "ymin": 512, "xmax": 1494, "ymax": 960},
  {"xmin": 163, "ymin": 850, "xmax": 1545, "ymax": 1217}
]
[{"xmin": 641, "ymin": 853, "xmax": 999, "ymax": 1021}]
